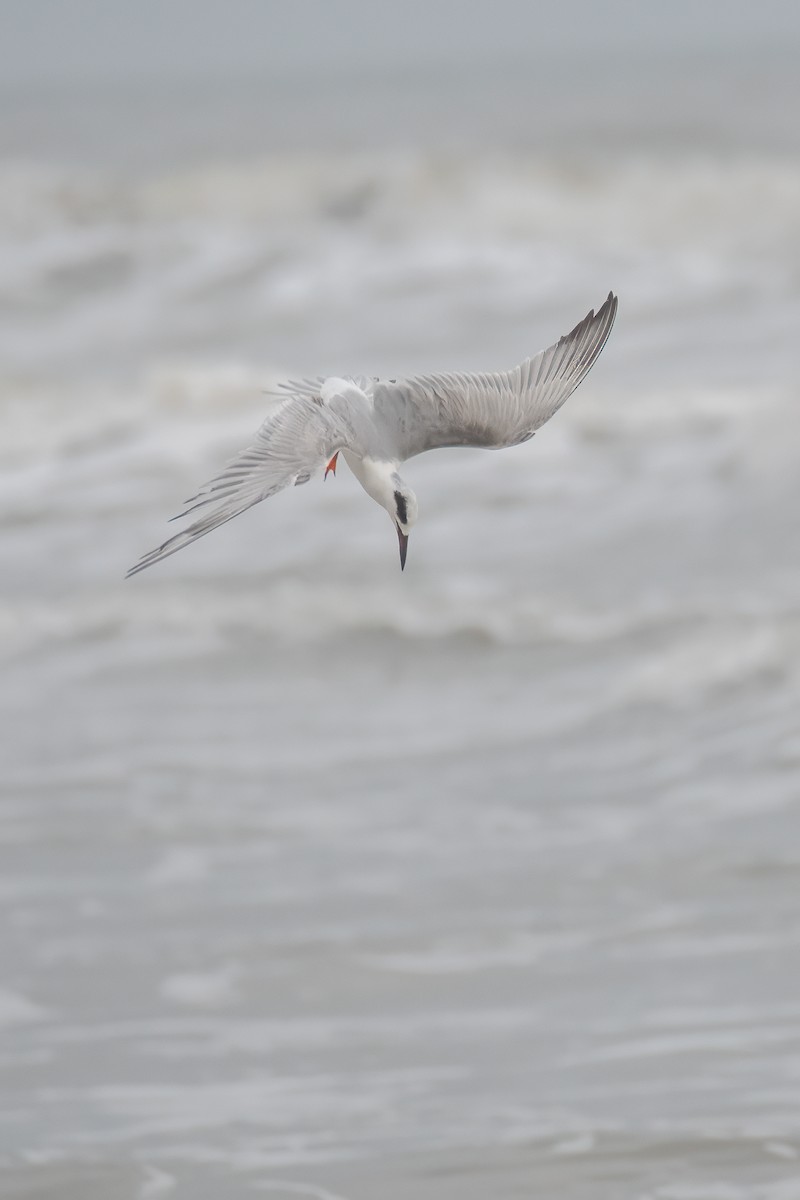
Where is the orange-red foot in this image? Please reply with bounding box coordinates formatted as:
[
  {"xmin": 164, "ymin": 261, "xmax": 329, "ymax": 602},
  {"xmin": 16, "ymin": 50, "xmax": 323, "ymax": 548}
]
[{"xmin": 324, "ymin": 453, "xmax": 339, "ymax": 480}]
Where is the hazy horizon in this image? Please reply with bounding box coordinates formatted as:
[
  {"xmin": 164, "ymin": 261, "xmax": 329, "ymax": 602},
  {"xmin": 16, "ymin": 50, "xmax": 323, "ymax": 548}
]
[{"xmin": 3, "ymin": 0, "xmax": 800, "ymax": 87}]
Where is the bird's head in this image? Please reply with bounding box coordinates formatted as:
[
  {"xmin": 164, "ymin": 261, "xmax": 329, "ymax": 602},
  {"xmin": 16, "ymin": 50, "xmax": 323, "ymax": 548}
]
[{"xmin": 388, "ymin": 479, "xmax": 418, "ymax": 570}]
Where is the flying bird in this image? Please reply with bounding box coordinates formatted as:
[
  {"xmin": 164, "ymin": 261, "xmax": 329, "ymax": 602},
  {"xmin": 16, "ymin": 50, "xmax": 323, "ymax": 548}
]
[{"xmin": 127, "ymin": 292, "xmax": 617, "ymax": 576}]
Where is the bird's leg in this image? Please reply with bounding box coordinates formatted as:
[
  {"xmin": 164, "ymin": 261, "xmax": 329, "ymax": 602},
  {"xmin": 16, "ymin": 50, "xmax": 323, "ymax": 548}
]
[{"xmin": 324, "ymin": 453, "xmax": 339, "ymax": 480}]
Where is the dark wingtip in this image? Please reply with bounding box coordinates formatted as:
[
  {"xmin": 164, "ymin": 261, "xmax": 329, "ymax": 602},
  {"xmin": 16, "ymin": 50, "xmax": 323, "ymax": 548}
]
[{"xmin": 603, "ymin": 290, "xmax": 619, "ymax": 321}]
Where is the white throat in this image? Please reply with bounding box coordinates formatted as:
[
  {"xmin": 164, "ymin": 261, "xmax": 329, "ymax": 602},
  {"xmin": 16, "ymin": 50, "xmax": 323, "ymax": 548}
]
[{"xmin": 342, "ymin": 452, "xmax": 400, "ymax": 510}]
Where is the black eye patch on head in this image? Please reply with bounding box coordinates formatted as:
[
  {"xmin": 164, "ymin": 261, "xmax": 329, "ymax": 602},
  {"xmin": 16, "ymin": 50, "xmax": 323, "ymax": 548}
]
[{"xmin": 394, "ymin": 490, "xmax": 408, "ymax": 525}]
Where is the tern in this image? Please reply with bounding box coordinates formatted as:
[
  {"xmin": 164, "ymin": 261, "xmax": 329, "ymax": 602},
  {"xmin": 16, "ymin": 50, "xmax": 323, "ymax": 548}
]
[{"xmin": 127, "ymin": 292, "xmax": 617, "ymax": 575}]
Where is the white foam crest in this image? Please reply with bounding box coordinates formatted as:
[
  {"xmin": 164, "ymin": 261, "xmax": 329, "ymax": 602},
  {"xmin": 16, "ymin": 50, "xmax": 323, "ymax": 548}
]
[
  {"xmin": 2, "ymin": 153, "xmax": 799, "ymax": 251},
  {"xmin": 1, "ymin": 150, "xmax": 797, "ymax": 384},
  {"xmin": 160, "ymin": 965, "xmax": 240, "ymax": 1009},
  {"xmin": 0, "ymin": 364, "xmax": 282, "ymax": 470},
  {"xmin": 0, "ymin": 585, "xmax": 626, "ymax": 654},
  {"xmin": 2, "ymin": 584, "xmax": 799, "ymax": 675},
  {"xmin": 568, "ymin": 383, "xmax": 791, "ymax": 439},
  {"xmin": 619, "ymin": 623, "xmax": 791, "ymax": 706},
  {"xmin": 0, "ymin": 987, "xmax": 48, "ymax": 1027}
]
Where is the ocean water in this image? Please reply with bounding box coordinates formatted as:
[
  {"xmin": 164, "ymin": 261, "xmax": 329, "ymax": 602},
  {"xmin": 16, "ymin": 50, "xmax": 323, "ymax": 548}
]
[{"xmin": 3, "ymin": 25, "xmax": 800, "ymax": 1200}]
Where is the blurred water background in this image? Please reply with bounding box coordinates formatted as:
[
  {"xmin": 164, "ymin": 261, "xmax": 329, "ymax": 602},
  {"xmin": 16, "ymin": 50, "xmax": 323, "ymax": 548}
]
[{"xmin": 3, "ymin": 3, "xmax": 800, "ymax": 1197}]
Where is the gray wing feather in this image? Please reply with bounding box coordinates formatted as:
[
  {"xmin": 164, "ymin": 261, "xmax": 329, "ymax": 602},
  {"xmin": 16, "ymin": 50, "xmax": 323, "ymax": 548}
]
[
  {"xmin": 126, "ymin": 393, "xmax": 359, "ymax": 576},
  {"xmin": 265, "ymin": 376, "xmax": 327, "ymax": 401},
  {"xmin": 266, "ymin": 375, "xmax": 372, "ymax": 401},
  {"xmin": 373, "ymin": 292, "xmax": 617, "ymax": 459}
]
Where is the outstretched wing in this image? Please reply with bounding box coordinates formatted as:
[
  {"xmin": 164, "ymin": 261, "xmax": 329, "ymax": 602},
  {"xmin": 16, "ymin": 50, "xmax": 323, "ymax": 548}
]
[
  {"xmin": 126, "ymin": 392, "xmax": 360, "ymax": 576},
  {"xmin": 372, "ymin": 292, "xmax": 617, "ymax": 460}
]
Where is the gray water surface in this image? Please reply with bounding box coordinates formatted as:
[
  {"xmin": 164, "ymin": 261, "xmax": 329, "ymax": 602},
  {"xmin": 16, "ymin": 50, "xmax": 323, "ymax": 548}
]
[{"xmin": 3, "ymin": 7, "xmax": 800, "ymax": 1198}]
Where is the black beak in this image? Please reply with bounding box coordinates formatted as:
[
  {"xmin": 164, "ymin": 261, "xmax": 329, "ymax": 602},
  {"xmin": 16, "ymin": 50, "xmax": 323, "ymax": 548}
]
[{"xmin": 395, "ymin": 523, "xmax": 409, "ymax": 571}]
